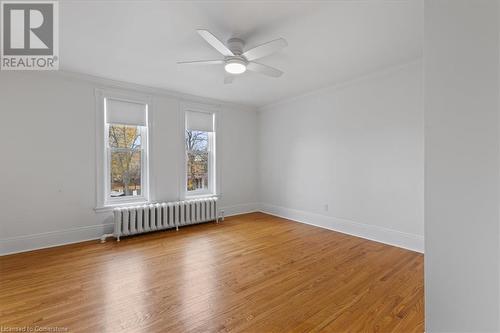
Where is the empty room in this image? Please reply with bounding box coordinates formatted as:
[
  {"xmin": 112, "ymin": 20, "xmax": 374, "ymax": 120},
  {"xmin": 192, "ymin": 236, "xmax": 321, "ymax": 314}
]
[{"xmin": 1, "ymin": 1, "xmax": 500, "ymax": 332}]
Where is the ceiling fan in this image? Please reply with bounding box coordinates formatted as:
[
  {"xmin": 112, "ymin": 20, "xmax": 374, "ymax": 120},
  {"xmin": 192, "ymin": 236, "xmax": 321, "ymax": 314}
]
[{"xmin": 178, "ymin": 30, "xmax": 287, "ymax": 84}]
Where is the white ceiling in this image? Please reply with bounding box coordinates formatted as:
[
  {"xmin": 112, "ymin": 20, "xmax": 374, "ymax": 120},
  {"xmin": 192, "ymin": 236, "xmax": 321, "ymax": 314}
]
[{"xmin": 60, "ymin": 1, "xmax": 423, "ymax": 107}]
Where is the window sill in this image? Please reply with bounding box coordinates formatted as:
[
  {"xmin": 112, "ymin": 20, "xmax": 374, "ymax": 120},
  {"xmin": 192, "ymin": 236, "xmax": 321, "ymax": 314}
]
[
  {"xmin": 95, "ymin": 201, "xmax": 149, "ymax": 214},
  {"xmin": 185, "ymin": 193, "xmax": 218, "ymax": 200}
]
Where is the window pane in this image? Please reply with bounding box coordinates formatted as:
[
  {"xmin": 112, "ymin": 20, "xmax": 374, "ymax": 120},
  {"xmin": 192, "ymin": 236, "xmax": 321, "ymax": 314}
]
[
  {"xmin": 108, "ymin": 124, "xmax": 142, "ymax": 149},
  {"xmin": 110, "ymin": 150, "xmax": 142, "ymax": 197},
  {"xmin": 186, "ymin": 130, "xmax": 209, "ymax": 192}
]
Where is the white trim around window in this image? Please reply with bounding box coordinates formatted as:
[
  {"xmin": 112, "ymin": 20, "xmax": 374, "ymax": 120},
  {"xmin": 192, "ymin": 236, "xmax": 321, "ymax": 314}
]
[
  {"xmin": 179, "ymin": 102, "xmax": 220, "ymax": 200},
  {"xmin": 95, "ymin": 88, "xmax": 152, "ymax": 210}
]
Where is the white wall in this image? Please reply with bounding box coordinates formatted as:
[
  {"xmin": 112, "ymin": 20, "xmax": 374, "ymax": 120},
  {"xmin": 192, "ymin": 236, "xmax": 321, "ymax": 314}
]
[
  {"xmin": 0, "ymin": 62, "xmax": 424, "ymax": 255},
  {"xmin": 0, "ymin": 71, "xmax": 258, "ymax": 255},
  {"xmin": 258, "ymin": 61, "xmax": 424, "ymax": 252},
  {"xmin": 424, "ymin": 1, "xmax": 500, "ymax": 332}
]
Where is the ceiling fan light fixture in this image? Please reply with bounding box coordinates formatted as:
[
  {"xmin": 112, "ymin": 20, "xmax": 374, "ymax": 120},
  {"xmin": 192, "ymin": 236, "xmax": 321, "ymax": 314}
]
[{"xmin": 224, "ymin": 58, "xmax": 247, "ymax": 75}]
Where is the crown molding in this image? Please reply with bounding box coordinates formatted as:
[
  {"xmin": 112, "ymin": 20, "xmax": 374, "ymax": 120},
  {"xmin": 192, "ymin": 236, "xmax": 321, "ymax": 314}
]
[{"xmin": 38, "ymin": 70, "xmax": 257, "ymax": 111}]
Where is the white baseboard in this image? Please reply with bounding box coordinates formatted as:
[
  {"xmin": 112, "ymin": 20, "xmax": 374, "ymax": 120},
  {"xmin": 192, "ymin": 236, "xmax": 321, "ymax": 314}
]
[
  {"xmin": 0, "ymin": 202, "xmax": 422, "ymax": 255},
  {"xmin": 258, "ymin": 203, "xmax": 424, "ymax": 253},
  {"xmin": 0, "ymin": 203, "xmax": 259, "ymax": 256},
  {"xmin": 220, "ymin": 203, "xmax": 259, "ymax": 218},
  {"xmin": 0, "ymin": 223, "xmax": 114, "ymax": 256}
]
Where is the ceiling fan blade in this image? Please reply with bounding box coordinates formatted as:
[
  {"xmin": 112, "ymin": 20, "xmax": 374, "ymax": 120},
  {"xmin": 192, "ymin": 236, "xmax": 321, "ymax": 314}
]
[
  {"xmin": 242, "ymin": 38, "xmax": 287, "ymax": 61},
  {"xmin": 247, "ymin": 62, "xmax": 283, "ymax": 78},
  {"xmin": 197, "ymin": 29, "xmax": 234, "ymax": 57},
  {"xmin": 177, "ymin": 60, "xmax": 224, "ymax": 65},
  {"xmin": 224, "ymin": 75, "xmax": 234, "ymax": 84}
]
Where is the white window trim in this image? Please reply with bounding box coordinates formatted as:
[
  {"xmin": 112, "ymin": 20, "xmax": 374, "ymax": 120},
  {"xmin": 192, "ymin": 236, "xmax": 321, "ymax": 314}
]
[
  {"xmin": 180, "ymin": 102, "xmax": 220, "ymax": 200},
  {"xmin": 95, "ymin": 88, "xmax": 152, "ymax": 210}
]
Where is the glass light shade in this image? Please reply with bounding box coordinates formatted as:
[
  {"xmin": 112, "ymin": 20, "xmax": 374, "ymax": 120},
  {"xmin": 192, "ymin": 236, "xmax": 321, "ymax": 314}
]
[{"xmin": 224, "ymin": 60, "xmax": 246, "ymax": 74}]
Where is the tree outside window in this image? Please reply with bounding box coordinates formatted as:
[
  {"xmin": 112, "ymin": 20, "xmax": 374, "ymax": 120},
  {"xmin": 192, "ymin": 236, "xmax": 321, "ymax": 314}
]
[
  {"xmin": 109, "ymin": 124, "xmax": 143, "ymax": 197},
  {"xmin": 185, "ymin": 130, "xmax": 209, "ymax": 192}
]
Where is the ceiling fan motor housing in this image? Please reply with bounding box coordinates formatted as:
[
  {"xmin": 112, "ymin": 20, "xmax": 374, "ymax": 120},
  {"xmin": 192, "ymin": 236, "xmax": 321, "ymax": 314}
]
[
  {"xmin": 225, "ymin": 38, "xmax": 248, "ymax": 74},
  {"xmin": 227, "ymin": 38, "xmax": 245, "ymax": 55}
]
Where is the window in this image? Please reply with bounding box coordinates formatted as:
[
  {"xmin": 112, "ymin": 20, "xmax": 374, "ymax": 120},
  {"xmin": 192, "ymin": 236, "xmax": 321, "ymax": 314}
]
[
  {"xmin": 103, "ymin": 96, "xmax": 149, "ymax": 206},
  {"xmin": 185, "ymin": 110, "xmax": 215, "ymax": 196},
  {"xmin": 108, "ymin": 124, "xmax": 144, "ymax": 198}
]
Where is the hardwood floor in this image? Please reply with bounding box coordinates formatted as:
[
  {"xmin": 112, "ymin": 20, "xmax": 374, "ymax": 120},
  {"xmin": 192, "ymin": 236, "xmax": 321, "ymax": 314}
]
[{"xmin": 0, "ymin": 213, "xmax": 424, "ymax": 333}]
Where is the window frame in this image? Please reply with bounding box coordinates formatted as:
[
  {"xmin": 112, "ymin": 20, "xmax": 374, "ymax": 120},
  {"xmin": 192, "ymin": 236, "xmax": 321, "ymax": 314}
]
[
  {"xmin": 95, "ymin": 88, "xmax": 151, "ymax": 210},
  {"xmin": 180, "ymin": 103, "xmax": 219, "ymax": 200}
]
